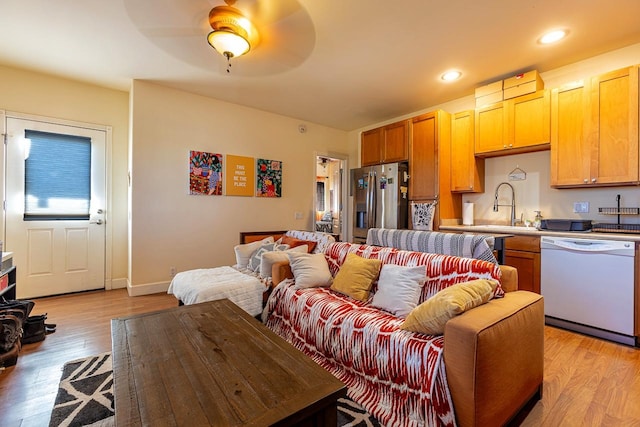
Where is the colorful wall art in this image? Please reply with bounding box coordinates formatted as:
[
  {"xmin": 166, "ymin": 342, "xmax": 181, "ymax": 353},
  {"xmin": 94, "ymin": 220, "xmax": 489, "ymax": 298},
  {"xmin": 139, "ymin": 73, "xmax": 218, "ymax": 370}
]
[
  {"xmin": 189, "ymin": 151, "xmax": 223, "ymax": 195},
  {"xmin": 225, "ymin": 155, "xmax": 255, "ymax": 196},
  {"xmin": 256, "ymin": 158, "xmax": 282, "ymax": 198}
]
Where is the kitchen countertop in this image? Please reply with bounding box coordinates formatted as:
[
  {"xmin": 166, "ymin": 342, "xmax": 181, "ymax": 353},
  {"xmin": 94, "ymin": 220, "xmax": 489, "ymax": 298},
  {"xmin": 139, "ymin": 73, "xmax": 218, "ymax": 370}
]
[{"xmin": 439, "ymin": 224, "xmax": 640, "ymax": 242}]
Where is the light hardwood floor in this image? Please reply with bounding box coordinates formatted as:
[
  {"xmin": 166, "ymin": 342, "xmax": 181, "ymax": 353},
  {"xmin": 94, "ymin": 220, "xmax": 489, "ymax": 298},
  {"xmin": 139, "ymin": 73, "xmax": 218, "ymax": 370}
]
[{"xmin": 1, "ymin": 289, "xmax": 640, "ymax": 426}]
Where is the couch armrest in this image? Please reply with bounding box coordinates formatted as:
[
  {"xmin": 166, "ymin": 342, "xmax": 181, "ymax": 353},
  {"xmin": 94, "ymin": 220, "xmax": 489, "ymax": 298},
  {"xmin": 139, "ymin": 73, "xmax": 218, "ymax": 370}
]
[
  {"xmin": 272, "ymin": 261, "xmax": 293, "ymax": 286},
  {"xmin": 499, "ymin": 265, "xmax": 518, "ymax": 292},
  {"xmin": 444, "ymin": 291, "xmax": 544, "ymax": 427}
]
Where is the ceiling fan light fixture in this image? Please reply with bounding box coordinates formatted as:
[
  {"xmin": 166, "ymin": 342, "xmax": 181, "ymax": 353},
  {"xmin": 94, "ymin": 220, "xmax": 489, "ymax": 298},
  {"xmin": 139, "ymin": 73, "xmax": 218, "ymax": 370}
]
[
  {"xmin": 207, "ymin": 30, "xmax": 250, "ymax": 58},
  {"xmin": 207, "ymin": 3, "xmax": 259, "ymax": 61}
]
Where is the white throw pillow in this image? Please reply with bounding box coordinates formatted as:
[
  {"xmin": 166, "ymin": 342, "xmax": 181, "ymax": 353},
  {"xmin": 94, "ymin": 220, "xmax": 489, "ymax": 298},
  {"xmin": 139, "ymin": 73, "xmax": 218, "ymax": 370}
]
[
  {"xmin": 234, "ymin": 236, "xmax": 274, "ymax": 269},
  {"xmin": 371, "ymin": 264, "xmax": 426, "ymax": 318},
  {"xmin": 259, "ymin": 245, "xmax": 307, "ymax": 278},
  {"xmin": 287, "ymin": 252, "xmax": 333, "ymax": 289}
]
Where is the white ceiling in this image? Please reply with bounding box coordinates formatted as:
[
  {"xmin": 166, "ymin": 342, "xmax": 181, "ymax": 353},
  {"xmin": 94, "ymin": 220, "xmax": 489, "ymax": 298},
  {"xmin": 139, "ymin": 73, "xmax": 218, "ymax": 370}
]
[{"xmin": 1, "ymin": 0, "xmax": 640, "ymax": 131}]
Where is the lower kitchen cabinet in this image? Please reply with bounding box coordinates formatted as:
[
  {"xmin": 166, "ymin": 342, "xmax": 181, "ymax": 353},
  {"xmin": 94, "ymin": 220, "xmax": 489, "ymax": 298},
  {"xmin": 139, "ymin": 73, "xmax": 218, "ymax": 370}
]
[{"xmin": 504, "ymin": 235, "xmax": 540, "ymax": 294}]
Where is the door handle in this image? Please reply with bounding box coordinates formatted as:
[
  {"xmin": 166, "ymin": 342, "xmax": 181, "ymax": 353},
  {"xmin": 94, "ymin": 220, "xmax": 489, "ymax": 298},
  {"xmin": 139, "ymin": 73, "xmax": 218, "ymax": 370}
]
[{"xmin": 90, "ymin": 219, "xmax": 104, "ymax": 225}]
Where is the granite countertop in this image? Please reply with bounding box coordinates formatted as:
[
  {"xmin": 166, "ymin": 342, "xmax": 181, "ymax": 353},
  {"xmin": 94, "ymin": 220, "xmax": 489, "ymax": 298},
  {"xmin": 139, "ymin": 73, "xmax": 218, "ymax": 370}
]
[{"xmin": 439, "ymin": 224, "xmax": 640, "ymax": 242}]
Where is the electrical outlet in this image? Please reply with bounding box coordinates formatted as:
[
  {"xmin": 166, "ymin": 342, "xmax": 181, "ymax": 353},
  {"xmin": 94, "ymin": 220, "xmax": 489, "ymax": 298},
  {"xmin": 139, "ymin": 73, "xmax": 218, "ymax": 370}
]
[
  {"xmin": 573, "ymin": 202, "xmax": 589, "ymax": 213},
  {"xmin": 170, "ymin": 267, "xmax": 176, "ymax": 277},
  {"xmin": 294, "ymin": 211, "xmax": 303, "ymax": 220}
]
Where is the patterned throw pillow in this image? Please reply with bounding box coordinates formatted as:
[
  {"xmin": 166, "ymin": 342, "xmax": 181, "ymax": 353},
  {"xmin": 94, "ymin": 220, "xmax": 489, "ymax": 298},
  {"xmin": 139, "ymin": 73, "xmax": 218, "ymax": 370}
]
[
  {"xmin": 233, "ymin": 236, "xmax": 275, "ymax": 269},
  {"xmin": 412, "ymin": 201, "xmax": 437, "ymax": 230},
  {"xmin": 247, "ymin": 243, "xmax": 289, "ymax": 272}
]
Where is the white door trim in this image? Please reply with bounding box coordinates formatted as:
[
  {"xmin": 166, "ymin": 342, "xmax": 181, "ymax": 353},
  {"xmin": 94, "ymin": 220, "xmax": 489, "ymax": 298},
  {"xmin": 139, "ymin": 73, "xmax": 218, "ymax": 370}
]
[
  {"xmin": 313, "ymin": 151, "xmax": 349, "ymax": 240},
  {"xmin": 2, "ymin": 110, "xmax": 114, "ymax": 291}
]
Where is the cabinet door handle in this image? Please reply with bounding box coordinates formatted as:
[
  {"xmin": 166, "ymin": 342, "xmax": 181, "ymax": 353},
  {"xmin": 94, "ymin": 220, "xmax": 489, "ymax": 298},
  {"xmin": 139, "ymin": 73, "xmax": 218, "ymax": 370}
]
[
  {"xmin": 584, "ymin": 178, "xmax": 588, "ymax": 183},
  {"xmin": 591, "ymin": 178, "xmax": 597, "ymax": 183}
]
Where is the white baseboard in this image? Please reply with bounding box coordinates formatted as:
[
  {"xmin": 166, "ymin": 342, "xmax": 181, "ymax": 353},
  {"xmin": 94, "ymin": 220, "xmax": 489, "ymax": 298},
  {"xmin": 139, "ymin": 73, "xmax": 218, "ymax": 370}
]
[
  {"xmin": 111, "ymin": 278, "xmax": 128, "ymax": 290},
  {"xmin": 126, "ymin": 280, "xmax": 170, "ymax": 296}
]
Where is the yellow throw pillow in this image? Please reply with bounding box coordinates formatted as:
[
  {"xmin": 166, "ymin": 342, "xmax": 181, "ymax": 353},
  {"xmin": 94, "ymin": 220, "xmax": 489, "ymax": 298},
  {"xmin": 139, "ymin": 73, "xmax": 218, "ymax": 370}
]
[
  {"xmin": 330, "ymin": 253, "xmax": 382, "ymax": 301},
  {"xmin": 401, "ymin": 279, "xmax": 498, "ymax": 335}
]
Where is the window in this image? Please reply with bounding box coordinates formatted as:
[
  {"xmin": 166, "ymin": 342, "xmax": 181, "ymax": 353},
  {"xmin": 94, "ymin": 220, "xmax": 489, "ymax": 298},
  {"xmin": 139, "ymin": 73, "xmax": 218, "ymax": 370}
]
[{"xmin": 24, "ymin": 130, "xmax": 91, "ymax": 220}]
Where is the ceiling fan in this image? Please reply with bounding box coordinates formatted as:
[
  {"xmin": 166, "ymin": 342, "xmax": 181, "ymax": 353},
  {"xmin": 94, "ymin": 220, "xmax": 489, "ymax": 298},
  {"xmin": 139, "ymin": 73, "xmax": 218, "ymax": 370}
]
[{"xmin": 124, "ymin": 0, "xmax": 316, "ymax": 76}]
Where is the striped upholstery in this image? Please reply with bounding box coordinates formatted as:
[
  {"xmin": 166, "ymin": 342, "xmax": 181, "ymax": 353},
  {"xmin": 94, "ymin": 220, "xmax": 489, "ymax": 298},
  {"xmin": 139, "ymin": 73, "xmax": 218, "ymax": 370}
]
[
  {"xmin": 284, "ymin": 230, "xmax": 335, "ymax": 254},
  {"xmin": 366, "ymin": 228, "xmax": 498, "ymax": 264},
  {"xmin": 264, "ymin": 242, "xmax": 504, "ymax": 427}
]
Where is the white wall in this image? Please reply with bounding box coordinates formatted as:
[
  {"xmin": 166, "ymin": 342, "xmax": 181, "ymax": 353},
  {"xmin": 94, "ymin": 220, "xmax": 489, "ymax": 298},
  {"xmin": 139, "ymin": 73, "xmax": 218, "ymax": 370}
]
[
  {"xmin": 347, "ymin": 42, "xmax": 640, "ymax": 228},
  {"xmin": 0, "ymin": 64, "xmax": 130, "ymax": 289},
  {"xmin": 128, "ymin": 81, "xmax": 349, "ymax": 293}
]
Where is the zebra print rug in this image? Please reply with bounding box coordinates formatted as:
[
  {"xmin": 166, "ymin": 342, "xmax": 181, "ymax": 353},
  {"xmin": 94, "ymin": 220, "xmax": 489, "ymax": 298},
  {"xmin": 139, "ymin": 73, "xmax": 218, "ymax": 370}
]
[{"xmin": 49, "ymin": 353, "xmax": 380, "ymax": 426}]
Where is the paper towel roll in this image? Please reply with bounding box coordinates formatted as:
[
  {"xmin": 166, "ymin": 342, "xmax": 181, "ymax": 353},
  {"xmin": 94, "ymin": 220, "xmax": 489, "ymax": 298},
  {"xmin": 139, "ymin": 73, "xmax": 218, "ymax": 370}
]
[{"xmin": 463, "ymin": 202, "xmax": 474, "ymax": 225}]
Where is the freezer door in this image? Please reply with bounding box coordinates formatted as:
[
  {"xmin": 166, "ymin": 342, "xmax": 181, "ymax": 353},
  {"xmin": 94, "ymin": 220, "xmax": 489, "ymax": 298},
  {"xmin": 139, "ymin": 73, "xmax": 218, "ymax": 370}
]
[{"xmin": 351, "ymin": 167, "xmax": 374, "ymax": 239}]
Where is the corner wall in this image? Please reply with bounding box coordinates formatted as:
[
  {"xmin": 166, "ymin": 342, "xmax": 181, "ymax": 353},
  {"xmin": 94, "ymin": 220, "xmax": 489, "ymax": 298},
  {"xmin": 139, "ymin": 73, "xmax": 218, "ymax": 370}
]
[{"xmin": 128, "ymin": 80, "xmax": 349, "ymax": 294}]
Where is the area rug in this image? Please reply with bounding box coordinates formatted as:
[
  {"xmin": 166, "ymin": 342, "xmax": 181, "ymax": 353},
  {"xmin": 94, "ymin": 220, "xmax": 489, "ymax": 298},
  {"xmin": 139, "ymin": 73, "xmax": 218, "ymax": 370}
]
[
  {"xmin": 49, "ymin": 352, "xmax": 114, "ymax": 427},
  {"xmin": 49, "ymin": 353, "xmax": 380, "ymax": 427}
]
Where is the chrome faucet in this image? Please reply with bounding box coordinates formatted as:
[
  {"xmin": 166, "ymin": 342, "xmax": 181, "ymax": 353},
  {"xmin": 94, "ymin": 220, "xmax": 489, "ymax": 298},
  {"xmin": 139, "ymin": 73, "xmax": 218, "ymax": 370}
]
[{"xmin": 493, "ymin": 182, "xmax": 516, "ymax": 226}]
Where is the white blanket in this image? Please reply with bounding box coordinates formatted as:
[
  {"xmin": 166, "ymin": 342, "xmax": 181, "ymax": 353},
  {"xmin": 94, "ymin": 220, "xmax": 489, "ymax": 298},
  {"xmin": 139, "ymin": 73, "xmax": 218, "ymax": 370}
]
[{"xmin": 167, "ymin": 266, "xmax": 266, "ymax": 317}]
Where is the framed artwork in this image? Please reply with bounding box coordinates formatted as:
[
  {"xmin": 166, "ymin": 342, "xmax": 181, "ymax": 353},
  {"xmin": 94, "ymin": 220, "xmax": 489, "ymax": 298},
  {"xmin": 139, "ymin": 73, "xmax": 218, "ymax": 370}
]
[
  {"xmin": 256, "ymin": 158, "xmax": 282, "ymax": 198},
  {"xmin": 225, "ymin": 154, "xmax": 255, "ymax": 196},
  {"xmin": 189, "ymin": 151, "xmax": 223, "ymax": 195}
]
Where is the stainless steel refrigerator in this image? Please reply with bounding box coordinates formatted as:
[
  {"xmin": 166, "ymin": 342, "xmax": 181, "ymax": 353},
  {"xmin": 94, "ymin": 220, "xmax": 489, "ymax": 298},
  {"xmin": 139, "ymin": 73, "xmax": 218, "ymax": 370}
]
[{"xmin": 351, "ymin": 162, "xmax": 409, "ymax": 243}]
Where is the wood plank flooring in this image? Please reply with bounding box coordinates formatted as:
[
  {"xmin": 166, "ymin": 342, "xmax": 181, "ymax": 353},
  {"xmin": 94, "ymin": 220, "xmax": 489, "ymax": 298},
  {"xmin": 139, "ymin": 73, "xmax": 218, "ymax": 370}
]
[
  {"xmin": 1, "ymin": 289, "xmax": 640, "ymax": 426},
  {"xmin": 0, "ymin": 289, "xmax": 177, "ymax": 427}
]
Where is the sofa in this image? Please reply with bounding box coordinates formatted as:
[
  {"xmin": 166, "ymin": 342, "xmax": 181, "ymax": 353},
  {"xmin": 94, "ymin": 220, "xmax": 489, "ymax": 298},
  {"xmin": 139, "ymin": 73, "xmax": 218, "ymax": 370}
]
[
  {"xmin": 167, "ymin": 230, "xmax": 335, "ymax": 316},
  {"xmin": 263, "ymin": 241, "xmax": 544, "ymax": 427}
]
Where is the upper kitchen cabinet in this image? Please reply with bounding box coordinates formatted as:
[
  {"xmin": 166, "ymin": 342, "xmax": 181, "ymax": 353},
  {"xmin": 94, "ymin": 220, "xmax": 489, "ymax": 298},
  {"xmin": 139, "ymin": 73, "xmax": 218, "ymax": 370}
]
[
  {"xmin": 475, "ymin": 90, "xmax": 551, "ymax": 157},
  {"xmin": 474, "ymin": 102, "xmax": 505, "ymax": 154},
  {"xmin": 550, "ymin": 82, "xmax": 591, "ymax": 186},
  {"xmin": 451, "ymin": 110, "xmax": 484, "ymax": 193},
  {"xmin": 361, "ymin": 120, "xmax": 409, "ymax": 166},
  {"xmin": 551, "ymin": 66, "xmax": 639, "ymax": 188},
  {"xmin": 409, "ymin": 110, "xmax": 461, "ymax": 228}
]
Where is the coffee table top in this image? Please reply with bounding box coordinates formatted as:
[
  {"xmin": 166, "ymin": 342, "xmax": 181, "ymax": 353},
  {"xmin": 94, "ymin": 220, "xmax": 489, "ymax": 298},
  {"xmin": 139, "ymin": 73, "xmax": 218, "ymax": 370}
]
[{"xmin": 111, "ymin": 299, "xmax": 346, "ymax": 426}]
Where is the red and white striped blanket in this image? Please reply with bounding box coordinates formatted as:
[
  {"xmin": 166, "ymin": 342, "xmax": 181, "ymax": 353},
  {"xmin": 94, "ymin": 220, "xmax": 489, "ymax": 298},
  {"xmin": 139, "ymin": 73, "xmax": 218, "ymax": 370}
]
[{"xmin": 263, "ymin": 242, "xmax": 503, "ymax": 427}]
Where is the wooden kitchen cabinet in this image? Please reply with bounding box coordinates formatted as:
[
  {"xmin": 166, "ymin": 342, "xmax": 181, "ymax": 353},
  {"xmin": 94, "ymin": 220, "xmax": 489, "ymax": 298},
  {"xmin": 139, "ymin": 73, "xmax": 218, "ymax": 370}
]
[
  {"xmin": 551, "ymin": 66, "xmax": 639, "ymax": 188},
  {"xmin": 475, "ymin": 90, "xmax": 551, "ymax": 157},
  {"xmin": 361, "ymin": 120, "xmax": 409, "ymax": 166},
  {"xmin": 475, "ymin": 102, "xmax": 505, "ymax": 154},
  {"xmin": 409, "ymin": 110, "xmax": 461, "ymax": 228},
  {"xmin": 550, "ymin": 82, "xmax": 591, "ymax": 186},
  {"xmin": 361, "ymin": 127, "xmax": 383, "ymax": 166},
  {"xmin": 504, "ymin": 235, "xmax": 540, "ymax": 294},
  {"xmin": 451, "ymin": 110, "xmax": 484, "ymax": 193}
]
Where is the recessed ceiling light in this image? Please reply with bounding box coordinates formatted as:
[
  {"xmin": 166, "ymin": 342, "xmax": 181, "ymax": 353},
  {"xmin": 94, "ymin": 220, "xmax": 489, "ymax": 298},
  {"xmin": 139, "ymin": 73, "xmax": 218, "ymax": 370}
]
[
  {"xmin": 441, "ymin": 70, "xmax": 462, "ymax": 82},
  {"xmin": 539, "ymin": 29, "xmax": 567, "ymax": 44}
]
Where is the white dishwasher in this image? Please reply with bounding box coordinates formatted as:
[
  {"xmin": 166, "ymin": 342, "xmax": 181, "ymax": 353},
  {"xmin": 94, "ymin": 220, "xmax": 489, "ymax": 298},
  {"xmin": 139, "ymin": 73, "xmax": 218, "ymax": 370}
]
[{"xmin": 540, "ymin": 235, "xmax": 636, "ymax": 346}]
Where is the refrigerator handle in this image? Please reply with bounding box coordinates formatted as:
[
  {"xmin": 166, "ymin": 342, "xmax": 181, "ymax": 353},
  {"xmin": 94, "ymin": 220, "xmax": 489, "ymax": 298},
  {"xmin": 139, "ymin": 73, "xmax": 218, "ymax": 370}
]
[
  {"xmin": 371, "ymin": 171, "xmax": 377, "ymax": 228},
  {"xmin": 367, "ymin": 171, "xmax": 376, "ymax": 230}
]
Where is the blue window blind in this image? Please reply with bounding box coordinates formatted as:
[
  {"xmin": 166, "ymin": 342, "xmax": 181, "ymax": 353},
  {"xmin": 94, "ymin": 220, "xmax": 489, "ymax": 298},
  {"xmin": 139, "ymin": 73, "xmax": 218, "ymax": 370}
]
[{"xmin": 24, "ymin": 130, "xmax": 91, "ymax": 220}]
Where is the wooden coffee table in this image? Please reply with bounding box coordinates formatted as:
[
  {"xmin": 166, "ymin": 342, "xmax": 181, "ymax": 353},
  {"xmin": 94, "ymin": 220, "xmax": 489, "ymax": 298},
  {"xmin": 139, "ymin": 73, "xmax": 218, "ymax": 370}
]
[{"xmin": 111, "ymin": 299, "xmax": 346, "ymax": 426}]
